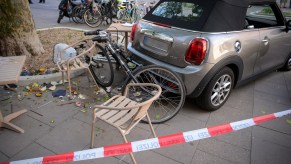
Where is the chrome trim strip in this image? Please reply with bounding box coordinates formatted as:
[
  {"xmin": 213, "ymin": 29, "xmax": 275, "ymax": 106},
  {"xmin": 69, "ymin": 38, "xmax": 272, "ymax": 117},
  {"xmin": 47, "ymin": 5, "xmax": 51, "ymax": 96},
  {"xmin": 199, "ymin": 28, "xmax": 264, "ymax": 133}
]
[{"xmin": 140, "ymin": 29, "xmax": 174, "ymax": 42}]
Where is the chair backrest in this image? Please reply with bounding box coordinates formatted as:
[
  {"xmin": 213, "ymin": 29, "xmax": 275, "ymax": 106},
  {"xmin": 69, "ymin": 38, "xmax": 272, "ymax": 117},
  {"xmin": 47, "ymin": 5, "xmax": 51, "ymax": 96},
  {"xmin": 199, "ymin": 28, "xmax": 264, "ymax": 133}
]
[
  {"xmin": 55, "ymin": 39, "xmax": 96, "ymax": 71},
  {"xmin": 122, "ymin": 83, "xmax": 162, "ymax": 129}
]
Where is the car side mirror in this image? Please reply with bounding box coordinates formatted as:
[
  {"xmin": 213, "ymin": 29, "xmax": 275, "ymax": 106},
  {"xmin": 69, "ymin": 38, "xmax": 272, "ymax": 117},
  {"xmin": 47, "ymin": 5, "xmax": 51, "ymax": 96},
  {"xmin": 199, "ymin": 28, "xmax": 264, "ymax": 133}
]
[{"xmin": 286, "ymin": 20, "xmax": 291, "ymax": 32}]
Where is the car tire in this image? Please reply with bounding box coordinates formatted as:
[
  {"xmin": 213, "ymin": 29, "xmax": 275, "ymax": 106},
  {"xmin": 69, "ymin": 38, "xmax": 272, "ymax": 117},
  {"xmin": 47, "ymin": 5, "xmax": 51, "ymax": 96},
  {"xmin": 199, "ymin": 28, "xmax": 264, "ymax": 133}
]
[
  {"xmin": 279, "ymin": 55, "xmax": 291, "ymax": 71},
  {"xmin": 196, "ymin": 67, "xmax": 234, "ymax": 111}
]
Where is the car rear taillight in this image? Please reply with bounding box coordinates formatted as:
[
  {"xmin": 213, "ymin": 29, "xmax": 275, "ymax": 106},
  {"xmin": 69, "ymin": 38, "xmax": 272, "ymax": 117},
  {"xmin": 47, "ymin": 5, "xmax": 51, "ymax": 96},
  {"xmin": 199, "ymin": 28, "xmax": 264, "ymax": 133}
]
[
  {"xmin": 185, "ymin": 38, "xmax": 207, "ymax": 65},
  {"xmin": 130, "ymin": 23, "xmax": 138, "ymax": 42}
]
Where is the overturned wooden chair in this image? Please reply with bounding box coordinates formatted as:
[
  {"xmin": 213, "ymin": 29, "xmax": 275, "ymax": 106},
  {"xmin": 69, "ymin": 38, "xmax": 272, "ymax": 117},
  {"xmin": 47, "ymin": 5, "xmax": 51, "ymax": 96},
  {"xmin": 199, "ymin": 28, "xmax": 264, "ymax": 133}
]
[
  {"xmin": 55, "ymin": 39, "xmax": 97, "ymax": 97},
  {"xmin": 91, "ymin": 83, "xmax": 162, "ymax": 164}
]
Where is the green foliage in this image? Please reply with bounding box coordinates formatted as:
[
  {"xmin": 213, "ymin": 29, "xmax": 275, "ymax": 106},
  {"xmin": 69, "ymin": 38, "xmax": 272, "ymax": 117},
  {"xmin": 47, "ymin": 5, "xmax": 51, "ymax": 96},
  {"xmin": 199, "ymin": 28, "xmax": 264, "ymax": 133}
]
[
  {"xmin": 260, "ymin": 7, "xmax": 274, "ymax": 15},
  {"xmin": 283, "ymin": 12, "xmax": 291, "ymax": 17}
]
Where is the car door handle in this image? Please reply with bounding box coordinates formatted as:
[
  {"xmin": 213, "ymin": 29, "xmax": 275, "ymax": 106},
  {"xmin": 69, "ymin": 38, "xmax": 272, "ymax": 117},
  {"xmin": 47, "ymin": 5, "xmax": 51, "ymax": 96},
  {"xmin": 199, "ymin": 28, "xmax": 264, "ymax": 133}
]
[{"xmin": 262, "ymin": 39, "xmax": 269, "ymax": 42}]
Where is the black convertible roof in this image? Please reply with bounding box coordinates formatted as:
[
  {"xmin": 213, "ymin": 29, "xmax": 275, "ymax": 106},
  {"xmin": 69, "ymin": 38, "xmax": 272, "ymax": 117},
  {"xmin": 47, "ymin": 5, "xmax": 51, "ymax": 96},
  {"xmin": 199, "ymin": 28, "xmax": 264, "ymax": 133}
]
[
  {"xmin": 143, "ymin": 0, "xmax": 278, "ymax": 32},
  {"xmin": 222, "ymin": 0, "xmax": 276, "ymax": 7}
]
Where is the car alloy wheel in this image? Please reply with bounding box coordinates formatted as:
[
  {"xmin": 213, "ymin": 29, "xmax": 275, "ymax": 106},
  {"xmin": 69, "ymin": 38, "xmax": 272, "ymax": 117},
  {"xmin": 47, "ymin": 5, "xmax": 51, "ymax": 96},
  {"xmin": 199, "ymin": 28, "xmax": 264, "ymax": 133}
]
[
  {"xmin": 288, "ymin": 57, "xmax": 291, "ymax": 69},
  {"xmin": 196, "ymin": 67, "xmax": 234, "ymax": 111},
  {"xmin": 211, "ymin": 74, "xmax": 232, "ymax": 106}
]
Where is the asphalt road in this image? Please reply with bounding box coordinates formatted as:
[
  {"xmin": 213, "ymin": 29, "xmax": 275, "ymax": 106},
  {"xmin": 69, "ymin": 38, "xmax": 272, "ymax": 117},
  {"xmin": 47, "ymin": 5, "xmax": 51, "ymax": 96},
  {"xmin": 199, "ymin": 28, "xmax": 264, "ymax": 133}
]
[{"xmin": 29, "ymin": 0, "xmax": 106, "ymax": 30}]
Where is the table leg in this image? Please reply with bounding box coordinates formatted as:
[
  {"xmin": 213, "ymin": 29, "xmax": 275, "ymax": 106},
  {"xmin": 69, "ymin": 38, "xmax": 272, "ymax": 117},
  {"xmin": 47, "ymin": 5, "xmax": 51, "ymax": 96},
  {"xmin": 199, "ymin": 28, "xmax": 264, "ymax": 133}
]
[
  {"xmin": 125, "ymin": 32, "xmax": 128, "ymax": 52},
  {"xmin": 0, "ymin": 109, "xmax": 27, "ymax": 133}
]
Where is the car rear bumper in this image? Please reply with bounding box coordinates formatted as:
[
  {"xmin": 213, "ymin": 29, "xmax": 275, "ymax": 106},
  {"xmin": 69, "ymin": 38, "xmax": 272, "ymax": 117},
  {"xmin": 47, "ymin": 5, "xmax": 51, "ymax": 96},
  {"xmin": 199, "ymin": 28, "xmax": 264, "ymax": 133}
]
[{"xmin": 127, "ymin": 43, "xmax": 214, "ymax": 96}]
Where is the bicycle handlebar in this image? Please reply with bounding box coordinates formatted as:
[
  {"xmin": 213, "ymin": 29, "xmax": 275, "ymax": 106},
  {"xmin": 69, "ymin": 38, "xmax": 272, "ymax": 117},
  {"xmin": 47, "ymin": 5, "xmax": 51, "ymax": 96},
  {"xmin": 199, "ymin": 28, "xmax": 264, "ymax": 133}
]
[{"xmin": 84, "ymin": 30, "xmax": 101, "ymax": 36}]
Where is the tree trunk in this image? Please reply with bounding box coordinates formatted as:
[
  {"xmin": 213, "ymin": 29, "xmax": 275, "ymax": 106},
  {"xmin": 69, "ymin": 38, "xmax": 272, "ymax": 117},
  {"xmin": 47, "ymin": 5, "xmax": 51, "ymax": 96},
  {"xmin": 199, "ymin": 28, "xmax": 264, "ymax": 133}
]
[{"xmin": 0, "ymin": 0, "xmax": 44, "ymax": 57}]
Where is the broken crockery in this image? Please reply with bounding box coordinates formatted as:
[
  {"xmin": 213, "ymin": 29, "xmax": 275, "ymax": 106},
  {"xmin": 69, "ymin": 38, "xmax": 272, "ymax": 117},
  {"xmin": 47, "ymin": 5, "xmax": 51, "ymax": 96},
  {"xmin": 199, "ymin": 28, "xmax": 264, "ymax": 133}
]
[
  {"xmin": 75, "ymin": 101, "xmax": 81, "ymax": 107},
  {"xmin": 48, "ymin": 85, "xmax": 56, "ymax": 91}
]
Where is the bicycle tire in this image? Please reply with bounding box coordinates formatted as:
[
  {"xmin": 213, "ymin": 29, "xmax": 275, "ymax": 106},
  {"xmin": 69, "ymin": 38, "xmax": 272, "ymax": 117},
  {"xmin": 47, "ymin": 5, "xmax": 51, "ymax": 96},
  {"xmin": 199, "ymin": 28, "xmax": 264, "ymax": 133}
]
[
  {"xmin": 72, "ymin": 6, "xmax": 84, "ymax": 24},
  {"xmin": 89, "ymin": 44, "xmax": 114, "ymax": 87},
  {"xmin": 126, "ymin": 65, "xmax": 186, "ymax": 123},
  {"xmin": 83, "ymin": 9, "xmax": 102, "ymax": 28},
  {"xmin": 72, "ymin": 6, "xmax": 80, "ymax": 23}
]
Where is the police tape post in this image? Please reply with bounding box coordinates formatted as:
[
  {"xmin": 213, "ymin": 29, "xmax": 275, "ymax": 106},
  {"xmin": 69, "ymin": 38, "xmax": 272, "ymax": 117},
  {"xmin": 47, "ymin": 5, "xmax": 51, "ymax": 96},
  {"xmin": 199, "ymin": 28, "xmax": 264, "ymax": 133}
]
[{"xmin": 2, "ymin": 109, "xmax": 291, "ymax": 164}]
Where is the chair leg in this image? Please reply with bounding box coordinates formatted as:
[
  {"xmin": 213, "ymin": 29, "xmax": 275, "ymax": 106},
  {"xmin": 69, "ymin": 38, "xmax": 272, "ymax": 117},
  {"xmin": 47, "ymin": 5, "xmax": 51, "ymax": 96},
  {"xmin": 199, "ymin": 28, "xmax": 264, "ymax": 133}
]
[
  {"xmin": 90, "ymin": 116, "xmax": 96, "ymax": 149},
  {"xmin": 146, "ymin": 114, "xmax": 157, "ymax": 138},
  {"xmin": 121, "ymin": 134, "xmax": 137, "ymax": 164},
  {"xmin": 87, "ymin": 68, "xmax": 100, "ymax": 91},
  {"xmin": 61, "ymin": 72, "xmax": 65, "ymax": 86},
  {"xmin": 67, "ymin": 69, "xmax": 72, "ymax": 97}
]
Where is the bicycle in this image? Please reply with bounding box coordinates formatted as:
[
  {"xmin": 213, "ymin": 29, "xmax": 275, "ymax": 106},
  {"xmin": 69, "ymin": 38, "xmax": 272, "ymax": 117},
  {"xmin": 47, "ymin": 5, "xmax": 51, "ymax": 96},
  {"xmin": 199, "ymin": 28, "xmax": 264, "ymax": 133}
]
[
  {"xmin": 116, "ymin": 1, "xmax": 143, "ymax": 23},
  {"xmin": 81, "ymin": 29, "xmax": 186, "ymax": 123},
  {"xmin": 83, "ymin": 0, "xmax": 113, "ymax": 28}
]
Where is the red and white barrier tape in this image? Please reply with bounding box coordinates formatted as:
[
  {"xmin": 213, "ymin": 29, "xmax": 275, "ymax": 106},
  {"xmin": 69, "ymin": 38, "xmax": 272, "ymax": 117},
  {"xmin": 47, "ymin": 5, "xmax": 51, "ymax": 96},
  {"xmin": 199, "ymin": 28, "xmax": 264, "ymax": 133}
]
[{"xmin": 2, "ymin": 109, "xmax": 291, "ymax": 164}]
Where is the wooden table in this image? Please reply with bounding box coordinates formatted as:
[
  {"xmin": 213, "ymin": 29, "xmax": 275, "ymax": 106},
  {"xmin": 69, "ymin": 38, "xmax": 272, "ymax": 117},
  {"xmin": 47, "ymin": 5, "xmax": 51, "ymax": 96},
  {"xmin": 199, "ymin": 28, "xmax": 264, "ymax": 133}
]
[
  {"xmin": 107, "ymin": 23, "xmax": 133, "ymax": 51},
  {"xmin": 0, "ymin": 56, "xmax": 27, "ymax": 133}
]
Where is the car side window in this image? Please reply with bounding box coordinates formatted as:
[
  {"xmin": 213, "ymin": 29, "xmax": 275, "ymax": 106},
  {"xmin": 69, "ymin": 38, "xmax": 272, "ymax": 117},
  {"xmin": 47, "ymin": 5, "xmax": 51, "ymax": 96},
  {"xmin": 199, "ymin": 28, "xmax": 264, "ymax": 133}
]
[{"xmin": 245, "ymin": 4, "xmax": 284, "ymax": 29}]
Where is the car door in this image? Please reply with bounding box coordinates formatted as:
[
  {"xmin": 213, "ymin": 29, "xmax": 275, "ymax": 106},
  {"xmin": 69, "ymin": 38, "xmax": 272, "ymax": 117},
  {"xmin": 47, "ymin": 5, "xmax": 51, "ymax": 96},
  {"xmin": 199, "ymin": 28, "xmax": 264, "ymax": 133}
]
[{"xmin": 250, "ymin": 3, "xmax": 289, "ymax": 72}]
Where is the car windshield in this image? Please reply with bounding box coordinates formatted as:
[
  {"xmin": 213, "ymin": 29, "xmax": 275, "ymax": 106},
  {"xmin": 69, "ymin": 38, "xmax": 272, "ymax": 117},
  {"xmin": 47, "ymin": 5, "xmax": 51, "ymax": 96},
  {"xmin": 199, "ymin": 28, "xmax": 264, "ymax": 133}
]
[{"xmin": 143, "ymin": 0, "xmax": 215, "ymax": 31}]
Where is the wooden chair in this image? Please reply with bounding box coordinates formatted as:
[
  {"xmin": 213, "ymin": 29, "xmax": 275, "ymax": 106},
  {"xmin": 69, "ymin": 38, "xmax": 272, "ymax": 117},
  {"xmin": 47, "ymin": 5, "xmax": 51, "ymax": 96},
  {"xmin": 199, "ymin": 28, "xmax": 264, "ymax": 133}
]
[
  {"xmin": 56, "ymin": 39, "xmax": 98, "ymax": 97},
  {"xmin": 91, "ymin": 83, "xmax": 162, "ymax": 164}
]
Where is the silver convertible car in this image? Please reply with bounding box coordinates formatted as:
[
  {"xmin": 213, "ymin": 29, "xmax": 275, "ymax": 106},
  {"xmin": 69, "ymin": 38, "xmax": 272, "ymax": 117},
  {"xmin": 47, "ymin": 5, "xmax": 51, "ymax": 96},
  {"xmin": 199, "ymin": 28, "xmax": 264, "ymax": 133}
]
[{"xmin": 128, "ymin": 0, "xmax": 291, "ymax": 111}]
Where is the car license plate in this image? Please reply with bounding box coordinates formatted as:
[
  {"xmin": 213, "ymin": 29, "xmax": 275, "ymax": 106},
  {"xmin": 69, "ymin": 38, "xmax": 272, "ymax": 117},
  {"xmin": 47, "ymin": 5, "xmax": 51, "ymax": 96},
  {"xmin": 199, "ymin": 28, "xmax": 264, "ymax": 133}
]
[{"xmin": 143, "ymin": 36, "xmax": 169, "ymax": 53}]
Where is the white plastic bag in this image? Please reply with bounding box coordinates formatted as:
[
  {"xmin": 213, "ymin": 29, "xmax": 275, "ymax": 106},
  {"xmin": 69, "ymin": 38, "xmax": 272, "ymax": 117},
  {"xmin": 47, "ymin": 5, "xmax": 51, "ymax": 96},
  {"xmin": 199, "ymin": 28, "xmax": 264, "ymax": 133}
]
[{"xmin": 53, "ymin": 43, "xmax": 77, "ymax": 64}]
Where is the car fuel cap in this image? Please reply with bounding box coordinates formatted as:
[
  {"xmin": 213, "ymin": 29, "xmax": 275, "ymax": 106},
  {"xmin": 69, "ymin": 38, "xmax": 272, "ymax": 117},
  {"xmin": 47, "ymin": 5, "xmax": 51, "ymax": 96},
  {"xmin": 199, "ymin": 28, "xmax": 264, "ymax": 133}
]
[{"xmin": 235, "ymin": 41, "xmax": 241, "ymax": 52}]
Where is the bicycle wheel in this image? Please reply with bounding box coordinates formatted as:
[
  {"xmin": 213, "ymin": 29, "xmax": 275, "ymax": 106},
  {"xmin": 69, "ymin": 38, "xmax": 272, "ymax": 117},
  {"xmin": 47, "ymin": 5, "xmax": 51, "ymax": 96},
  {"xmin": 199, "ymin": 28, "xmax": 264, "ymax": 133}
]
[
  {"xmin": 72, "ymin": 6, "xmax": 85, "ymax": 24},
  {"xmin": 72, "ymin": 6, "xmax": 80, "ymax": 23},
  {"xmin": 127, "ymin": 65, "xmax": 186, "ymax": 123},
  {"xmin": 83, "ymin": 8, "xmax": 102, "ymax": 28},
  {"xmin": 89, "ymin": 45, "xmax": 114, "ymax": 87},
  {"xmin": 117, "ymin": 9, "xmax": 126, "ymax": 21}
]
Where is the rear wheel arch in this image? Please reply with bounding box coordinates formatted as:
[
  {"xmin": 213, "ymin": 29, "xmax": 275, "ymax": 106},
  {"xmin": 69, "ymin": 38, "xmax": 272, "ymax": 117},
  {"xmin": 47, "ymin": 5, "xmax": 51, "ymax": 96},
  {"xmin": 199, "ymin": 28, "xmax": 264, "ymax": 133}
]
[
  {"xmin": 190, "ymin": 56, "xmax": 243, "ymax": 98},
  {"xmin": 226, "ymin": 63, "xmax": 240, "ymax": 87}
]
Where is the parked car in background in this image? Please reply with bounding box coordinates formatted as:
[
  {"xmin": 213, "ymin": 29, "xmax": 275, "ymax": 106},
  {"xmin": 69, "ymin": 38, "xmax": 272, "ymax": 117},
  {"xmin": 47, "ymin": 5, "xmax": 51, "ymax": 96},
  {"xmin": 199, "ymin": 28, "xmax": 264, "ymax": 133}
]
[{"xmin": 128, "ymin": 0, "xmax": 291, "ymax": 111}]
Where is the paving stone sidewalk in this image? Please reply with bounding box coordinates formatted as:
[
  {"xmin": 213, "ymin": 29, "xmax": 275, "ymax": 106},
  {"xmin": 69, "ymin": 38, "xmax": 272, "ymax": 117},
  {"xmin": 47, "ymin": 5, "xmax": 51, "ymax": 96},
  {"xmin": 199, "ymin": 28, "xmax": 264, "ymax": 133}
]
[
  {"xmin": 0, "ymin": 1, "xmax": 291, "ymax": 163},
  {"xmin": 0, "ymin": 70, "xmax": 291, "ymax": 164}
]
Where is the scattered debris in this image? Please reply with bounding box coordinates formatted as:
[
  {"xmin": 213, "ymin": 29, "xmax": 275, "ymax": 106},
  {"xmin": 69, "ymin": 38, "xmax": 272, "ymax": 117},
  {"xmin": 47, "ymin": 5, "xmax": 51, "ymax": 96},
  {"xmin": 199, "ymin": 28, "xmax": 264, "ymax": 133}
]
[
  {"xmin": 80, "ymin": 109, "xmax": 87, "ymax": 113},
  {"xmin": 75, "ymin": 101, "xmax": 82, "ymax": 107},
  {"xmin": 155, "ymin": 114, "xmax": 161, "ymax": 119},
  {"xmin": 51, "ymin": 81, "xmax": 59, "ymax": 86},
  {"xmin": 52, "ymin": 90, "xmax": 66, "ymax": 97},
  {"xmin": 59, "ymin": 96, "xmax": 65, "ymax": 101},
  {"xmin": 83, "ymin": 102, "xmax": 90, "ymax": 108},
  {"xmin": 103, "ymin": 95, "xmax": 109, "ymax": 102},
  {"xmin": 23, "ymin": 92, "xmax": 30, "ymax": 96},
  {"xmin": 17, "ymin": 94, "xmax": 24, "ymax": 101},
  {"xmin": 35, "ymin": 92, "xmax": 42, "ymax": 97},
  {"xmin": 50, "ymin": 119, "xmax": 55, "ymax": 124},
  {"xmin": 48, "ymin": 85, "xmax": 56, "ymax": 91},
  {"xmin": 96, "ymin": 97, "xmax": 102, "ymax": 102},
  {"xmin": 39, "ymin": 67, "xmax": 46, "ymax": 73},
  {"xmin": 20, "ymin": 68, "xmax": 59, "ymax": 76},
  {"xmin": 4, "ymin": 84, "xmax": 17, "ymax": 91},
  {"xmin": 40, "ymin": 86, "xmax": 47, "ymax": 92},
  {"xmin": 78, "ymin": 94, "xmax": 86, "ymax": 100}
]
